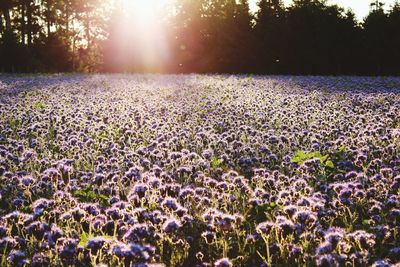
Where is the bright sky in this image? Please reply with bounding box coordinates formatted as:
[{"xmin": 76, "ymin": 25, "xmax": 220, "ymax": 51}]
[{"xmin": 249, "ymin": 0, "xmax": 399, "ymax": 21}]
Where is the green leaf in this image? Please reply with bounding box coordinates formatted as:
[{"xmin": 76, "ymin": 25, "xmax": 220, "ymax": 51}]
[
  {"xmin": 325, "ymin": 160, "xmax": 335, "ymax": 169},
  {"xmin": 73, "ymin": 185, "xmax": 110, "ymax": 207},
  {"xmin": 98, "ymin": 195, "xmax": 110, "ymax": 208},
  {"xmin": 34, "ymin": 102, "xmax": 46, "ymax": 110},
  {"xmin": 9, "ymin": 119, "xmax": 21, "ymax": 128},
  {"xmin": 320, "ymin": 155, "xmax": 329, "ymax": 163},
  {"xmin": 83, "ymin": 185, "xmax": 92, "ymax": 192},
  {"xmin": 291, "ymin": 150, "xmax": 323, "ymax": 164},
  {"xmin": 74, "ymin": 190, "xmax": 86, "ymax": 197},
  {"xmin": 291, "ymin": 150, "xmax": 306, "ymax": 163},
  {"xmin": 79, "ymin": 232, "xmax": 90, "ymax": 247},
  {"xmin": 98, "ymin": 194, "xmax": 109, "ymax": 201},
  {"xmin": 87, "ymin": 191, "xmax": 96, "ymax": 201},
  {"xmin": 21, "ymin": 206, "xmax": 32, "ymax": 213},
  {"xmin": 362, "ymin": 219, "xmax": 370, "ymax": 226},
  {"xmin": 211, "ymin": 156, "xmax": 222, "ymax": 168}
]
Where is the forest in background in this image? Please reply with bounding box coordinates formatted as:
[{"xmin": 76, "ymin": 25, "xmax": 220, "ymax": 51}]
[{"xmin": 0, "ymin": 0, "xmax": 399, "ymax": 75}]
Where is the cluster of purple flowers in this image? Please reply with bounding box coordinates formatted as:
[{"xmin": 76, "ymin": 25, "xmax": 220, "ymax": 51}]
[{"xmin": 0, "ymin": 74, "xmax": 399, "ymax": 266}]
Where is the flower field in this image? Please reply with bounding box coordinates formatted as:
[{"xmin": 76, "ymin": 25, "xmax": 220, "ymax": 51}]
[{"xmin": 0, "ymin": 74, "xmax": 399, "ymax": 267}]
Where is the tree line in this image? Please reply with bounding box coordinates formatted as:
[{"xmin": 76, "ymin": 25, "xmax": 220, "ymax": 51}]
[{"xmin": 1, "ymin": 0, "xmax": 399, "ymax": 75}]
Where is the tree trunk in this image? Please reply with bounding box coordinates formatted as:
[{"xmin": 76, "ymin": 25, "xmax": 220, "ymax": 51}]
[
  {"xmin": 46, "ymin": 1, "xmax": 51, "ymax": 37},
  {"xmin": 85, "ymin": 14, "xmax": 90, "ymax": 50},
  {"xmin": 72, "ymin": 37, "xmax": 76, "ymax": 70},
  {"xmin": 47, "ymin": 20, "xmax": 51, "ymax": 37},
  {"xmin": 65, "ymin": 4, "xmax": 69, "ymax": 33},
  {"xmin": 27, "ymin": 0, "xmax": 32, "ymax": 46},
  {"xmin": 0, "ymin": 13, "xmax": 3, "ymax": 34},
  {"xmin": 21, "ymin": 2, "xmax": 26, "ymax": 45},
  {"xmin": 1, "ymin": 6, "xmax": 12, "ymax": 33}
]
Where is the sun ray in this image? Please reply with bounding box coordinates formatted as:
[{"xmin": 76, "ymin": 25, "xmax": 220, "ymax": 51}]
[{"xmin": 109, "ymin": 0, "xmax": 173, "ymax": 72}]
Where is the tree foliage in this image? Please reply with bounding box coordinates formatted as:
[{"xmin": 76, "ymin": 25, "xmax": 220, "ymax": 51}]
[{"xmin": 0, "ymin": 0, "xmax": 399, "ymax": 74}]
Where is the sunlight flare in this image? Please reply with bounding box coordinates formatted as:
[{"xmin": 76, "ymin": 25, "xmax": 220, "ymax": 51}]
[{"xmin": 109, "ymin": 0, "xmax": 173, "ymax": 71}]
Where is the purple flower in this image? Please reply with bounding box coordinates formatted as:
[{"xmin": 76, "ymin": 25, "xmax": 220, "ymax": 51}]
[
  {"xmin": 20, "ymin": 176, "xmax": 35, "ymax": 186},
  {"xmin": 87, "ymin": 236, "xmax": 108, "ymax": 253},
  {"xmin": 388, "ymin": 247, "xmax": 400, "ymax": 261},
  {"xmin": 162, "ymin": 218, "xmax": 181, "ymax": 233},
  {"xmin": 275, "ymin": 216, "xmax": 295, "ymax": 236},
  {"xmin": 372, "ymin": 260, "xmax": 392, "ymax": 267},
  {"xmin": 162, "ymin": 197, "xmax": 180, "ymax": 211},
  {"xmin": 347, "ymin": 230, "xmax": 375, "ymax": 249},
  {"xmin": 7, "ymin": 250, "xmax": 27, "ymax": 267},
  {"xmin": 26, "ymin": 221, "xmax": 50, "ymax": 240},
  {"xmin": 32, "ymin": 198, "xmax": 54, "ymax": 217},
  {"xmin": 57, "ymin": 238, "xmax": 78, "ymax": 264},
  {"xmin": 214, "ymin": 257, "xmax": 233, "ymax": 267},
  {"xmin": 112, "ymin": 242, "xmax": 154, "ymax": 262},
  {"xmin": 256, "ymin": 221, "xmax": 275, "ymax": 235},
  {"xmin": 31, "ymin": 252, "xmax": 49, "ymax": 267},
  {"xmin": 316, "ymin": 254, "xmax": 339, "ymax": 267},
  {"xmin": 131, "ymin": 183, "xmax": 149, "ymax": 198},
  {"xmin": 316, "ymin": 241, "xmax": 333, "ymax": 255}
]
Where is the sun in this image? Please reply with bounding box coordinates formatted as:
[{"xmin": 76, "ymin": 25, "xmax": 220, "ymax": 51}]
[
  {"xmin": 120, "ymin": 0, "xmax": 173, "ymax": 35},
  {"xmin": 110, "ymin": 0, "xmax": 173, "ymax": 72},
  {"xmin": 121, "ymin": 0, "xmax": 172, "ymax": 20}
]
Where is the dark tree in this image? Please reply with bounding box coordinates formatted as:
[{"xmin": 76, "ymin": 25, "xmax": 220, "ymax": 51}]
[
  {"xmin": 387, "ymin": 2, "xmax": 400, "ymax": 75},
  {"xmin": 254, "ymin": 0, "xmax": 286, "ymax": 73},
  {"xmin": 363, "ymin": 1, "xmax": 389, "ymax": 74},
  {"xmin": 0, "ymin": 0, "xmax": 400, "ymax": 74}
]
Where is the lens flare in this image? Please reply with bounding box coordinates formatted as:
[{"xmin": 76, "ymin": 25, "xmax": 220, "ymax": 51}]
[{"xmin": 107, "ymin": 0, "xmax": 173, "ymax": 72}]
